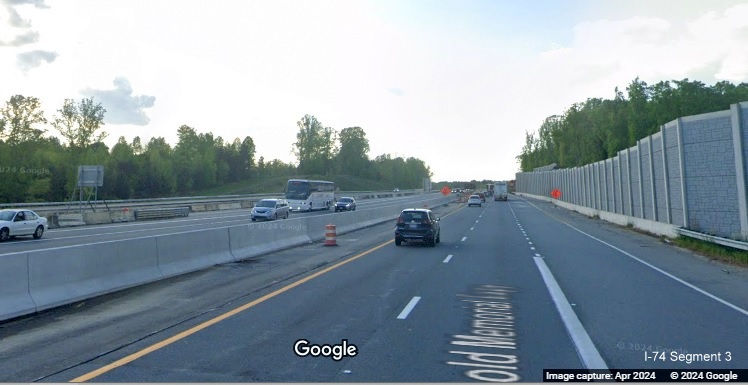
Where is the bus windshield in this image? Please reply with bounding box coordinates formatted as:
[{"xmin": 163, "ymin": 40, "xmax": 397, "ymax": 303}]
[{"xmin": 285, "ymin": 181, "xmax": 309, "ymax": 200}]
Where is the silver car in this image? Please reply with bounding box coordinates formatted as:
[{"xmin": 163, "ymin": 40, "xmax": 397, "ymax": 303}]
[
  {"xmin": 251, "ymin": 199, "xmax": 290, "ymax": 221},
  {"xmin": 0, "ymin": 209, "xmax": 49, "ymax": 241}
]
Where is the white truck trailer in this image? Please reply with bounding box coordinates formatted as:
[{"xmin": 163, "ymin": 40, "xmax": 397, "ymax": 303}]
[{"xmin": 494, "ymin": 181, "xmax": 508, "ymax": 201}]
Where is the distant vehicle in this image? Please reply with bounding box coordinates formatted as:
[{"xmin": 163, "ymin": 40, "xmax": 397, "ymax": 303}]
[
  {"xmin": 467, "ymin": 195, "xmax": 482, "ymax": 207},
  {"xmin": 477, "ymin": 192, "xmax": 486, "ymax": 202},
  {"xmin": 285, "ymin": 179, "xmax": 335, "ymax": 211},
  {"xmin": 334, "ymin": 197, "xmax": 357, "ymax": 212},
  {"xmin": 486, "ymin": 183, "xmax": 494, "ymax": 197},
  {"xmin": 0, "ymin": 209, "xmax": 48, "ymax": 242},
  {"xmin": 494, "ymin": 181, "xmax": 508, "ymax": 201},
  {"xmin": 251, "ymin": 199, "xmax": 290, "ymax": 221},
  {"xmin": 394, "ymin": 208, "xmax": 440, "ymax": 247},
  {"xmin": 393, "ymin": 188, "xmax": 400, "ymax": 192}
]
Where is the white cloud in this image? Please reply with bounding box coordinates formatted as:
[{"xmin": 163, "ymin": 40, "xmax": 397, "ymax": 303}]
[
  {"xmin": 3, "ymin": 0, "xmax": 748, "ymax": 182},
  {"xmin": 16, "ymin": 49, "xmax": 56, "ymax": 71},
  {"xmin": 81, "ymin": 77, "xmax": 156, "ymax": 126}
]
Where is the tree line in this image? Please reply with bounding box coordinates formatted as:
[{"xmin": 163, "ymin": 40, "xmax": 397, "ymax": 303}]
[
  {"xmin": 0, "ymin": 96, "xmax": 432, "ymax": 203},
  {"xmin": 516, "ymin": 78, "xmax": 748, "ymax": 172}
]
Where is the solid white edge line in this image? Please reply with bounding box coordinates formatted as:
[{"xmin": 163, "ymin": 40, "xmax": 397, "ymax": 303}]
[
  {"xmin": 534, "ymin": 257, "xmax": 608, "ymax": 370},
  {"xmin": 443, "ymin": 255, "xmax": 453, "ymax": 263},
  {"xmin": 461, "ymin": 236, "xmax": 467, "ymax": 242},
  {"xmin": 397, "ymin": 296, "xmax": 422, "ymax": 319}
]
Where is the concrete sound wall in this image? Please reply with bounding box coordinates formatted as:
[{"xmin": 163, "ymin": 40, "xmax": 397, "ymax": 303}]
[{"xmin": 516, "ymin": 102, "xmax": 748, "ymax": 240}]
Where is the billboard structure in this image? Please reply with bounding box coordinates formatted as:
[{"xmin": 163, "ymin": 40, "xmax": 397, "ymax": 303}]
[{"xmin": 69, "ymin": 165, "xmax": 105, "ymax": 212}]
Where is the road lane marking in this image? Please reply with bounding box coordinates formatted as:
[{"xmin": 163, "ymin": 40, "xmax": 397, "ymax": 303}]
[
  {"xmin": 443, "ymin": 255, "xmax": 453, "ymax": 263},
  {"xmin": 522, "ymin": 198, "xmax": 748, "ymax": 318},
  {"xmin": 397, "ymin": 296, "xmax": 422, "ymax": 319},
  {"xmin": 533, "ymin": 257, "xmax": 608, "ymax": 370},
  {"xmin": 461, "ymin": 237, "xmax": 467, "ymax": 242},
  {"xmin": 470, "ymin": 227, "xmax": 475, "ymax": 231},
  {"xmin": 70, "ymin": 239, "xmax": 394, "ymax": 382}
]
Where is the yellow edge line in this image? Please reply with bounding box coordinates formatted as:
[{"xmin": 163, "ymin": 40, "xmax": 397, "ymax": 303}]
[{"xmin": 70, "ymin": 239, "xmax": 393, "ymax": 383}]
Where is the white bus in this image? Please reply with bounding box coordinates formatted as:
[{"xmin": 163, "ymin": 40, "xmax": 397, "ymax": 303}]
[{"xmin": 285, "ymin": 179, "xmax": 335, "ymax": 211}]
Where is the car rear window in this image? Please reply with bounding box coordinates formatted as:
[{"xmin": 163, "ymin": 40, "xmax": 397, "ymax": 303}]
[
  {"xmin": 256, "ymin": 200, "xmax": 276, "ymax": 208},
  {"xmin": 400, "ymin": 211, "xmax": 429, "ymax": 222}
]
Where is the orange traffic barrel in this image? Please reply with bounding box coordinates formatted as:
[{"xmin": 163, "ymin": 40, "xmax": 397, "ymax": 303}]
[{"xmin": 324, "ymin": 224, "xmax": 337, "ymax": 246}]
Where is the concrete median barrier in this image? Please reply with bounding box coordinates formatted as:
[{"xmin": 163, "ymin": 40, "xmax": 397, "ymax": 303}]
[
  {"xmin": 58, "ymin": 213, "xmax": 85, "ymax": 227},
  {"xmin": 28, "ymin": 238, "xmax": 162, "ymax": 312},
  {"xmin": 329, "ymin": 211, "xmax": 358, "ymax": 235},
  {"xmin": 156, "ymin": 228, "xmax": 235, "ymax": 278},
  {"xmin": 230, "ymin": 218, "xmax": 313, "ymax": 260},
  {"xmin": 229, "ymin": 223, "xmax": 280, "ymax": 260},
  {"xmin": 272, "ymin": 218, "xmax": 312, "ymax": 251},
  {"xmin": 0, "ymin": 252, "xmax": 36, "ymax": 322},
  {"xmin": 83, "ymin": 211, "xmax": 113, "ymax": 225},
  {"xmin": 354, "ymin": 207, "xmax": 391, "ymax": 229},
  {"xmin": 305, "ymin": 214, "xmax": 337, "ymax": 242}
]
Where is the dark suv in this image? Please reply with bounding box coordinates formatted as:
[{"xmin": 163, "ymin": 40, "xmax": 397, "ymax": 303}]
[
  {"xmin": 334, "ymin": 197, "xmax": 356, "ymax": 212},
  {"xmin": 394, "ymin": 208, "xmax": 440, "ymax": 247}
]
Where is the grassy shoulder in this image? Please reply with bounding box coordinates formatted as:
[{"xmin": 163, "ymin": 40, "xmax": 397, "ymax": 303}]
[{"xmin": 672, "ymin": 236, "xmax": 748, "ymax": 267}]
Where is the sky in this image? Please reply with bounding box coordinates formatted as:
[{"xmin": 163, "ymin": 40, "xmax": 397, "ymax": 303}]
[{"xmin": 2, "ymin": 0, "xmax": 748, "ymax": 183}]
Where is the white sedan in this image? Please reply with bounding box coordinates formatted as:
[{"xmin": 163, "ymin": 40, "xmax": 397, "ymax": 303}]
[
  {"xmin": 0, "ymin": 209, "xmax": 49, "ymax": 242},
  {"xmin": 467, "ymin": 195, "xmax": 482, "ymax": 207}
]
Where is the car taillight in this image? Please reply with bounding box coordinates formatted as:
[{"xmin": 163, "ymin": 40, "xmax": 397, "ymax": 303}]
[
  {"xmin": 397, "ymin": 217, "xmax": 404, "ymax": 224},
  {"xmin": 423, "ymin": 219, "xmax": 431, "ymax": 225}
]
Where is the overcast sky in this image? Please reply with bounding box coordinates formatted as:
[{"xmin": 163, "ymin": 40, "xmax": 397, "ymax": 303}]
[{"xmin": 2, "ymin": 0, "xmax": 748, "ymax": 182}]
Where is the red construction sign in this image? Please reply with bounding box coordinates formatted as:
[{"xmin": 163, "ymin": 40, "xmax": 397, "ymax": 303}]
[
  {"xmin": 441, "ymin": 186, "xmax": 451, "ymax": 196},
  {"xmin": 551, "ymin": 188, "xmax": 562, "ymax": 199}
]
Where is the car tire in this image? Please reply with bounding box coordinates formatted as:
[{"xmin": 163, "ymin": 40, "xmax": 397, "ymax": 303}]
[
  {"xmin": 395, "ymin": 238, "xmax": 401, "ymax": 246},
  {"xmin": 251, "ymin": 218, "xmax": 256, "ymax": 222},
  {"xmin": 33, "ymin": 225, "xmax": 44, "ymax": 239},
  {"xmin": 0, "ymin": 228, "xmax": 9, "ymax": 242},
  {"xmin": 436, "ymin": 232, "xmax": 440, "ymax": 243},
  {"xmin": 273, "ymin": 213, "xmax": 277, "ymax": 221},
  {"xmin": 285, "ymin": 211, "xmax": 289, "ymax": 219},
  {"xmin": 429, "ymin": 238, "xmax": 436, "ymax": 247}
]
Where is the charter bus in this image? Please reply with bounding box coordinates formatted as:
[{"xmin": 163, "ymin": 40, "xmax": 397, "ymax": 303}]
[{"xmin": 285, "ymin": 179, "xmax": 335, "ymax": 211}]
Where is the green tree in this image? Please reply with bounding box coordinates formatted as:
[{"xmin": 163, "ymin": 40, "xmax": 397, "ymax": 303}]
[
  {"xmin": 337, "ymin": 126, "xmax": 370, "ymax": 177},
  {"xmin": 239, "ymin": 136, "xmax": 256, "ymax": 179},
  {"xmin": 0, "ymin": 95, "xmax": 47, "ymax": 145},
  {"xmin": 52, "ymin": 97, "xmax": 107, "ymax": 152},
  {"xmin": 292, "ymin": 115, "xmax": 337, "ymax": 175}
]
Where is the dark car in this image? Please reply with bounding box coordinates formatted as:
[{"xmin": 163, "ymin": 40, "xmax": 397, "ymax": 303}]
[
  {"xmin": 477, "ymin": 192, "xmax": 486, "ymax": 202},
  {"xmin": 394, "ymin": 208, "xmax": 440, "ymax": 247},
  {"xmin": 334, "ymin": 197, "xmax": 356, "ymax": 212}
]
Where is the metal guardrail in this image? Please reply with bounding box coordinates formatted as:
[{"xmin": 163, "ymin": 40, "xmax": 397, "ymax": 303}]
[
  {"xmin": 134, "ymin": 207, "xmax": 191, "ymax": 221},
  {"xmin": 676, "ymin": 228, "xmax": 748, "ymax": 251}
]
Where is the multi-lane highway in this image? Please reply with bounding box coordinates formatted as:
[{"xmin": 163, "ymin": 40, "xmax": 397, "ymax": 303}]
[
  {"xmin": 0, "ymin": 195, "xmax": 429, "ymax": 253},
  {"xmin": 1, "ymin": 195, "xmax": 747, "ymax": 382}
]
